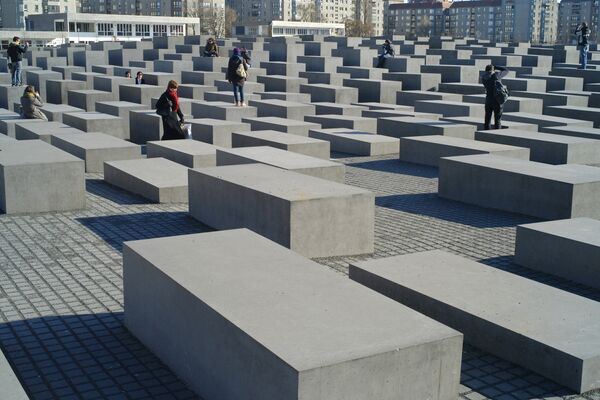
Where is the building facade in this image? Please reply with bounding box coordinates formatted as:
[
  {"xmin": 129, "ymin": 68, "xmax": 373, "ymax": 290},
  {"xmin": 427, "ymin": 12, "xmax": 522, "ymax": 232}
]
[
  {"xmin": 387, "ymin": 0, "xmax": 558, "ymax": 43},
  {"xmin": 225, "ymin": 0, "xmax": 293, "ymax": 25},
  {"xmin": 1, "ymin": 0, "xmax": 78, "ymax": 29},
  {"xmin": 558, "ymin": 0, "xmax": 599, "ymax": 44}
]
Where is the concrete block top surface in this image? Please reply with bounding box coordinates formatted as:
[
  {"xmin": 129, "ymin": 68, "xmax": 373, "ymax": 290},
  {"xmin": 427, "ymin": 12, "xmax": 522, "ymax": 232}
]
[
  {"xmin": 443, "ymin": 154, "xmax": 600, "ymax": 184},
  {"xmin": 234, "ymin": 130, "xmax": 326, "ymax": 145},
  {"xmin": 518, "ymin": 218, "xmax": 600, "ymax": 246},
  {"xmin": 66, "ymin": 112, "xmax": 122, "ymax": 121},
  {"xmin": 193, "ymin": 163, "xmax": 370, "ymax": 201},
  {"xmin": 124, "ymin": 229, "xmax": 460, "ymax": 371},
  {"xmin": 310, "ymin": 128, "xmax": 399, "ymax": 143},
  {"xmin": 0, "ymin": 140, "xmax": 82, "ymax": 166},
  {"xmin": 188, "ymin": 118, "xmax": 247, "ymax": 127},
  {"xmin": 105, "ymin": 158, "xmax": 188, "ymax": 187},
  {"xmin": 504, "ymin": 112, "xmax": 594, "ymax": 126},
  {"xmin": 40, "ymin": 104, "xmax": 83, "ymax": 112},
  {"xmin": 53, "ymin": 132, "xmax": 140, "ymax": 150},
  {"xmin": 477, "ymin": 128, "xmax": 599, "ymax": 144},
  {"xmin": 242, "ymin": 116, "xmax": 317, "ymax": 126},
  {"xmin": 218, "ymin": 146, "xmax": 341, "ymax": 169},
  {"xmin": 351, "ymin": 250, "xmax": 600, "ymax": 360},
  {"xmin": 407, "ymin": 135, "xmax": 527, "ymax": 151},
  {"xmin": 148, "ymin": 139, "xmax": 219, "ymax": 155}
]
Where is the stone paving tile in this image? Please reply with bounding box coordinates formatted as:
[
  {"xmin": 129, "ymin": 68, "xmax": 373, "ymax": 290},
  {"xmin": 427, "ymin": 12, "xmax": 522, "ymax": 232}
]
[{"xmin": 0, "ymin": 156, "xmax": 599, "ymax": 400}]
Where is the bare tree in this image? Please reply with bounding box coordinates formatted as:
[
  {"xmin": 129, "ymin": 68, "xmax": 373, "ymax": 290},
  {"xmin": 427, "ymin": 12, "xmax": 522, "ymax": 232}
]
[
  {"xmin": 224, "ymin": 7, "xmax": 237, "ymax": 37},
  {"xmin": 297, "ymin": 2, "xmax": 318, "ymax": 22},
  {"xmin": 345, "ymin": 0, "xmax": 374, "ymax": 37},
  {"xmin": 186, "ymin": 3, "xmax": 236, "ymax": 37}
]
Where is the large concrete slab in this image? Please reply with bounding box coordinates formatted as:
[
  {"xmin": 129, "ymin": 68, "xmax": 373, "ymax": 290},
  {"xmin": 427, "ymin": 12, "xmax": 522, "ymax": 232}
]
[
  {"xmin": 50, "ymin": 132, "xmax": 142, "ymax": 173},
  {"xmin": 232, "ymin": 130, "xmax": 330, "ymax": 159},
  {"xmin": 124, "ymin": 229, "xmax": 462, "ymax": 400},
  {"xmin": 241, "ymin": 116, "xmax": 320, "ymax": 137},
  {"xmin": 502, "ymin": 112, "xmax": 594, "ymax": 129},
  {"xmin": 475, "ymin": 128, "xmax": 600, "ymax": 165},
  {"xmin": 15, "ymin": 121, "xmax": 83, "ymax": 142},
  {"xmin": 304, "ymin": 114, "xmax": 377, "ymax": 133},
  {"xmin": 249, "ymin": 99, "xmax": 315, "ymax": 120},
  {"xmin": 539, "ymin": 125, "xmax": 600, "ymax": 140},
  {"xmin": 191, "ymin": 101, "xmax": 257, "ymax": 122},
  {"xmin": 104, "ymin": 158, "xmax": 188, "ymax": 203},
  {"xmin": 438, "ymin": 154, "xmax": 600, "ymax": 219},
  {"xmin": 216, "ymin": 146, "xmax": 345, "ymax": 182},
  {"xmin": 515, "ymin": 218, "xmax": 600, "ymax": 290},
  {"xmin": 0, "ymin": 348, "xmax": 28, "ymax": 400},
  {"xmin": 400, "ymin": 135, "xmax": 530, "ymax": 167},
  {"xmin": 0, "ymin": 140, "xmax": 85, "ymax": 214},
  {"xmin": 349, "ymin": 250, "xmax": 600, "ymax": 393},
  {"xmin": 308, "ymin": 128, "xmax": 400, "ymax": 156},
  {"xmin": 63, "ymin": 112, "xmax": 127, "ymax": 140},
  {"xmin": 188, "ymin": 164, "xmax": 374, "ymax": 257},
  {"xmin": 189, "ymin": 119, "xmax": 250, "ymax": 148},
  {"xmin": 378, "ymin": 117, "xmax": 476, "ymax": 139},
  {"xmin": 146, "ymin": 139, "xmax": 217, "ymax": 168}
]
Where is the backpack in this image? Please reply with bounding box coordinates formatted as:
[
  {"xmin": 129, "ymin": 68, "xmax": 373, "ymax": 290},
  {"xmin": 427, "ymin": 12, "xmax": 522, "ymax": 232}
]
[
  {"xmin": 155, "ymin": 93, "xmax": 171, "ymax": 117},
  {"xmin": 494, "ymin": 80, "xmax": 509, "ymax": 105}
]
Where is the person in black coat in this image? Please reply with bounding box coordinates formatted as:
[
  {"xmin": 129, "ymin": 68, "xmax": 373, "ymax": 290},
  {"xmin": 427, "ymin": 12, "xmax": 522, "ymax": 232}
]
[
  {"xmin": 226, "ymin": 48, "xmax": 248, "ymax": 107},
  {"xmin": 481, "ymin": 64, "xmax": 509, "ymax": 130},
  {"xmin": 155, "ymin": 80, "xmax": 186, "ymax": 140},
  {"xmin": 575, "ymin": 22, "xmax": 590, "ymax": 69},
  {"xmin": 135, "ymin": 71, "xmax": 145, "ymax": 85},
  {"xmin": 376, "ymin": 39, "xmax": 394, "ymax": 68},
  {"xmin": 7, "ymin": 36, "xmax": 28, "ymax": 86}
]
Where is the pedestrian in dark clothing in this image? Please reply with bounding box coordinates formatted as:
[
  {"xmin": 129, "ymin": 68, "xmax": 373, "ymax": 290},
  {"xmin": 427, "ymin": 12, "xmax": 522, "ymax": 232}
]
[
  {"xmin": 376, "ymin": 39, "xmax": 394, "ymax": 68},
  {"xmin": 203, "ymin": 38, "xmax": 219, "ymax": 57},
  {"xmin": 155, "ymin": 80, "xmax": 186, "ymax": 140},
  {"xmin": 481, "ymin": 64, "xmax": 509, "ymax": 130},
  {"xmin": 7, "ymin": 36, "xmax": 28, "ymax": 86},
  {"xmin": 240, "ymin": 47, "xmax": 251, "ymax": 67},
  {"xmin": 226, "ymin": 48, "xmax": 248, "ymax": 107},
  {"xmin": 20, "ymin": 85, "xmax": 47, "ymax": 120},
  {"xmin": 575, "ymin": 22, "xmax": 590, "ymax": 69},
  {"xmin": 135, "ymin": 71, "xmax": 145, "ymax": 84},
  {"xmin": 125, "ymin": 71, "xmax": 132, "ymax": 78}
]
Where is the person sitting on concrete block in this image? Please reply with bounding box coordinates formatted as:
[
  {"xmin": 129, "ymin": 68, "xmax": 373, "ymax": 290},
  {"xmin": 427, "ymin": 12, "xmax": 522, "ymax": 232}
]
[
  {"xmin": 481, "ymin": 64, "xmax": 509, "ymax": 130},
  {"xmin": 376, "ymin": 39, "xmax": 395, "ymax": 68},
  {"xmin": 20, "ymin": 85, "xmax": 48, "ymax": 121},
  {"xmin": 203, "ymin": 37, "xmax": 219, "ymax": 57}
]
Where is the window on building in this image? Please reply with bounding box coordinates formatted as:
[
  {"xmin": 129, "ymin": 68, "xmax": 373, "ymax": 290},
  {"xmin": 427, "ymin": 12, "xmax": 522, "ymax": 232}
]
[
  {"xmin": 153, "ymin": 25, "xmax": 168, "ymax": 37},
  {"xmin": 98, "ymin": 23, "xmax": 114, "ymax": 36},
  {"xmin": 117, "ymin": 24, "xmax": 132, "ymax": 36},
  {"xmin": 170, "ymin": 25, "xmax": 183, "ymax": 36},
  {"xmin": 136, "ymin": 24, "xmax": 151, "ymax": 36}
]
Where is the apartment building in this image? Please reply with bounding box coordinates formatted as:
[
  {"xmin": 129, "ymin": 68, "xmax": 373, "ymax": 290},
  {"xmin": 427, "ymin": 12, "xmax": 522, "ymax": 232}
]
[
  {"xmin": 79, "ymin": 0, "xmax": 187, "ymax": 17},
  {"xmin": 225, "ymin": 0, "xmax": 294, "ymax": 25},
  {"xmin": 1, "ymin": 0, "xmax": 78, "ymax": 29},
  {"xmin": 315, "ymin": 0, "xmax": 355, "ymax": 24},
  {"xmin": 558, "ymin": 0, "xmax": 599, "ymax": 44},
  {"xmin": 387, "ymin": 0, "xmax": 449, "ymax": 37}
]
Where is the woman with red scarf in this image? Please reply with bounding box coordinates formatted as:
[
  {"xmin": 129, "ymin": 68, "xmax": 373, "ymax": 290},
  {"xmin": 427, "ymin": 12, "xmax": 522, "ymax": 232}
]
[{"xmin": 155, "ymin": 80, "xmax": 186, "ymax": 140}]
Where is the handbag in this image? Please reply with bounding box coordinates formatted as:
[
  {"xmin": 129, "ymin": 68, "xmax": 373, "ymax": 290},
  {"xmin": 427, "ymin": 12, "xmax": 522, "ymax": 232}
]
[{"xmin": 236, "ymin": 62, "xmax": 247, "ymax": 79}]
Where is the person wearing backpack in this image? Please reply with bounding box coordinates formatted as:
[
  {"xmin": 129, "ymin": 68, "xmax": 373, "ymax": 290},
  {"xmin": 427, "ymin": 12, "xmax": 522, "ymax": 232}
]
[
  {"xmin": 575, "ymin": 22, "xmax": 590, "ymax": 69},
  {"xmin": 481, "ymin": 64, "xmax": 509, "ymax": 130},
  {"xmin": 155, "ymin": 80, "xmax": 186, "ymax": 140},
  {"xmin": 226, "ymin": 48, "xmax": 248, "ymax": 107}
]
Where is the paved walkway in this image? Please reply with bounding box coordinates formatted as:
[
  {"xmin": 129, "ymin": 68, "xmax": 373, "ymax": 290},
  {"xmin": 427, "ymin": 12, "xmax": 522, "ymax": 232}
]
[{"xmin": 1, "ymin": 154, "xmax": 599, "ymax": 400}]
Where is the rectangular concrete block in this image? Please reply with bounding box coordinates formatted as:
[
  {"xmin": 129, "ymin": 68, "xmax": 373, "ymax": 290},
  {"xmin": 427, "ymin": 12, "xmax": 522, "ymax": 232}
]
[
  {"xmin": 349, "ymin": 250, "xmax": 600, "ymax": 393},
  {"xmin": 191, "ymin": 101, "xmax": 257, "ymax": 122},
  {"xmin": 515, "ymin": 218, "xmax": 600, "ymax": 290},
  {"xmin": 241, "ymin": 116, "xmax": 320, "ymax": 137},
  {"xmin": 189, "ymin": 119, "xmax": 250, "ymax": 147},
  {"xmin": 104, "ymin": 158, "xmax": 188, "ymax": 203},
  {"xmin": 475, "ymin": 128, "xmax": 600, "ymax": 165},
  {"xmin": 249, "ymin": 99, "xmax": 315, "ymax": 121},
  {"xmin": 415, "ymin": 100, "xmax": 483, "ymax": 118},
  {"xmin": 438, "ymin": 154, "xmax": 600, "ymax": 219},
  {"xmin": 119, "ymin": 84, "xmax": 165, "ymax": 105},
  {"xmin": 232, "ymin": 130, "xmax": 330, "ymax": 159},
  {"xmin": 378, "ymin": 117, "xmax": 476, "ymax": 139},
  {"xmin": 67, "ymin": 89, "xmax": 115, "ymax": 112},
  {"xmin": 217, "ymin": 146, "xmax": 345, "ymax": 183},
  {"xmin": 300, "ymin": 83, "xmax": 359, "ymax": 104},
  {"xmin": 15, "ymin": 121, "xmax": 83, "ymax": 142},
  {"xmin": 123, "ymin": 229, "xmax": 462, "ymax": 400},
  {"xmin": 63, "ymin": 112, "xmax": 127, "ymax": 140},
  {"xmin": 0, "ymin": 346, "xmax": 28, "ymax": 400},
  {"xmin": 39, "ymin": 104, "xmax": 84, "ymax": 123},
  {"xmin": 400, "ymin": 135, "xmax": 530, "ymax": 167},
  {"xmin": 50, "ymin": 132, "xmax": 142, "ymax": 173},
  {"xmin": 46, "ymin": 79, "xmax": 87, "ymax": 104},
  {"xmin": 539, "ymin": 125, "xmax": 600, "ymax": 140},
  {"xmin": 440, "ymin": 116, "xmax": 538, "ymax": 131},
  {"xmin": 189, "ymin": 164, "xmax": 374, "ymax": 257},
  {"xmin": 129, "ymin": 110, "xmax": 163, "ymax": 144},
  {"xmin": 146, "ymin": 139, "xmax": 217, "ymax": 168},
  {"xmin": 308, "ymin": 128, "xmax": 400, "ymax": 156},
  {"xmin": 502, "ymin": 112, "xmax": 594, "ymax": 129},
  {"xmin": 304, "ymin": 114, "xmax": 377, "ymax": 133},
  {"xmin": 342, "ymin": 79, "xmax": 402, "ymax": 103},
  {"xmin": 0, "ymin": 140, "xmax": 85, "ymax": 214}
]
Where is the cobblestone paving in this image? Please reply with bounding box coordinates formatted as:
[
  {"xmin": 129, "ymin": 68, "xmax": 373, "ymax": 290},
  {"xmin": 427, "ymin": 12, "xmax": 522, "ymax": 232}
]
[{"xmin": 0, "ymin": 155, "xmax": 599, "ymax": 400}]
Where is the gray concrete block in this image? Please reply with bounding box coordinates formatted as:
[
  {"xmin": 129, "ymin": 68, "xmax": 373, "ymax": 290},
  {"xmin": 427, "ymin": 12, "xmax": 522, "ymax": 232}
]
[
  {"xmin": 214, "ymin": 79, "xmax": 265, "ymax": 94},
  {"xmin": 39, "ymin": 104, "xmax": 84, "ymax": 123},
  {"xmin": 63, "ymin": 112, "xmax": 127, "ymax": 140},
  {"xmin": 308, "ymin": 128, "xmax": 400, "ymax": 156},
  {"xmin": 421, "ymin": 65, "xmax": 480, "ymax": 83},
  {"xmin": 0, "ymin": 85, "xmax": 24, "ymax": 111},
  {"xmin": 241, "ymin": 116, "xmax": 319, "ymax": 137},
  {"xmin": 397, "ymin": 90, "xmax": 461, "ymax": 107},
  {"xmin": 440, "ymin": 116, "xmax": 538, "ymax": 131},
  {"xmin": 502, "ymin": 112, "xmax": 594, "ymax": 129},
  {"xmin": 463, "ymin": 95, "xmax": 543, "ymax": 114},
  {"xmin": 119, "ymin": 84, "xmax": 166, "ymax": 105},
  {"xmin": 189, "ymin": 164, "xmax": 374, "ymax": 257},
  {"xmin": 15, "ymin": 121, "xmax": 83, "ymax": 142},
  {"xmin": 515, "ymin": 218, "xmax": 600, "ymax": 290},
  {"xmin": 382, "ymin": 72, "xmax": 441, "ymax": 91},
  {"xmin": 256, "ymin": 91, "xmax": 312, "ymax": 103},
  {"xmin": 438, "ymin": 154, "xmax": 600, "ymax": 219},
  {"xmin": 191, "ymin": 101, "xmax": 257, "ymax": 122},
  {"xmin": 203, "ymin": 91, "xmax": 260, "ymax": 103},
  {"xmin": 146, "ymin": 139, "xmax": 217, "ymax": 168},
  {"xmin": 181, "ymin": 70, "xmax": 223, "ymax": 86},
  {"xmin": 378, "ymin": 117, "xmax": 476, "ymax": 139},
  {"xmin": 539, "ymin": 125, "xmax": 600, "ymax": 140},
  {"xmin": 67, "ymin": 89, "xmax": 115, "ymax": 112},
  {"xmin": 249, "ymin": 99, "xmax": 315, "ymax": 121},
  {"xmin": 232, "ymin": 130, "xmax": 330, "ymax": 159},
  {"xmin": 342, "ymin": 79, "xmax": 402, "ymax": 103},
  {"xmin": 71, "ymin": 71, "xmax": 103, "ymax": 87},
  {"xmin": 300, "ymin": 83, "xmax": 359, "ymax": 104},
  {"xmin": 400, "ymin": 135, "xmax": 529, "ymax": 166},
  {"xmin": 192, "ymin": 56, "xmax": 229, "ymax": 72},
  {"xmin": 143, "ymin": 72, "xmax": 178, "ymax": 87},
  {"xmin": 24, "ymin": 70, "xmax": 62, "ymax": 102},
  {"xmin": 312, "ymin": 102, "xmax": 366, "ymax": 116},
  {"xmin": 257, "ymin": 75, "xmax": 307, "ymax": 93},
  {"xmin": 123, "ymin": 229, "xmax": 462, "ymax": 400},
  {"xmin": 0, "ymin": 118, "xmax": 46, "ymax": 138},
  {"xmin": 349, "ymin": 250, "xmax": 600, "ymax": 393},
  {"xmin": 51, "ymin": 65, "xmax": 85, "ymax": 80},
  {"xmin": 216, "ymin": 146, "xmax": 345, "ymax": 183},
  {"xmin": 0, "ymin": 345, "xmax": 28, "ymax": 400},
  {"xmin": 50, "ymin": 132, "xmax": 142, "ymax": 173},
  {"xmin": 129, "ymin": 110, "xmax": 163, "ymax": 144},
  {"xmin": 177, "ymin": 84, "xmax": 216, "ymax": 99},
  {"xmin": 0, "ymin": 140, "xmax": 85, "ymax": 214},
  {"xmin": 46, "ymin": 79, "xmax": 87, "ymax": 104},
  {"xmin": 415, "ymin": 100, "xmax": 482, "ymax": 117},
  {"xmin": 189, "ymin": 118, "xmax": 250, "ymax": 147},
  {"xmin": 304, "ymin": 114, "xmax": 377, "ymax": 133},
  {"xmin": 475, "ymin": 128, "xmax": 600, "ymax": 165},
  {"xmin": 104, "ymin": 158, "xmax": 188, "ymax": 203},
  {"xmin": 545, "ymin": 105, "xmax": 600, "ymax": 128}
]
